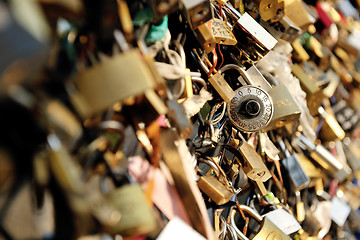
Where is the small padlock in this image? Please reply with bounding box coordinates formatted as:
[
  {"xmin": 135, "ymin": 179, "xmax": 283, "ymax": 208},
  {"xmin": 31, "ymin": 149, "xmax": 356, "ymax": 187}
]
[
  {"xmin": 318, "ymin": 106, "xmax": 346, "ymax": 142},
  {"xmin": 194, "ymin": 20, "xmax": 217, "ymax": 53},
  {"xmin": 277, "ymin": 137, "xmax": 310, "ymax": 190},
  {"xmin": 101, "ymin": 172, "xmax": 156, "ymax": 236},
  {"xmin": 221, "ymin": 64, "xmax": 274, "ymax": 132},
  {"xmin": 192, "ymin": 50, "xmax": 235, "ymax": 103},
  {"xmin": 230, "ymin": 205, "xmax": 291, "ymax": 240},
  {"xmin": 197, "ymin": 159, "xmax": 234, "ymax": 205},
  {"xmin": 231, "ymin": 135, "xmax": 272, "ymax": 182},
  {"xmin": 206, "ymin": 17, "xmax": 237, "ymax": 45}
]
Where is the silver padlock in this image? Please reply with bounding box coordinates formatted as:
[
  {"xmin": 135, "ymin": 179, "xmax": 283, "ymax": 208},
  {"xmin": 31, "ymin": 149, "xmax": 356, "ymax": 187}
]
[
  {"xmin": 230, "ymin": 205, "xmax": 291, "ymax": 240},
  {"xmin": 220, "ymin": 64, "xmax": 274, "ymax": 132}
]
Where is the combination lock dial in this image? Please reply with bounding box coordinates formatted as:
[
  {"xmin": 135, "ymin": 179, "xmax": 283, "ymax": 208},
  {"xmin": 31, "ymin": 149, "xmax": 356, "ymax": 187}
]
[{"xmin": 227, "ymin": 85, "xmax": 274, "ymax": 132}]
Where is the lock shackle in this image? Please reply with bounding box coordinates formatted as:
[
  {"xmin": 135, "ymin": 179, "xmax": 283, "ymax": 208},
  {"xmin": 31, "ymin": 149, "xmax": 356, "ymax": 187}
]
[
  {"xmin": 220, "ymin": 64, "xmax": 253, "ymax": 86},
  {"xmin": 198, "ymin": 158, "xmax": 221, "ymax": 178},
  {"xmin": 220, "ymin": 216, "xmax": 239, "ymax": 240},
  {"xmin": 230, "ymin": 205, "xmax": 262, "ymax": 240},
  {"xmin": 191, "ymin": 49, "xmax": 210, "ymax": 73}
]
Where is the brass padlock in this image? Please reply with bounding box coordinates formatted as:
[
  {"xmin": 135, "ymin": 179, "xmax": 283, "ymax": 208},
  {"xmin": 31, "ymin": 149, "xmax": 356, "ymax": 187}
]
[
  {"xmin": 231, "ymin": 137, "xmax": 272, "ymax": 182},
  {"xmin": 192, "ymin": 50, "xmax": 235, "ymax": 102},
  {"xmin": 194, "ymin": 20, "xmax": 217, "ymax": 53},
  {"xmin": 197, "ymin": 159, "xmax": 234, "ymax": 205},
  {"xmin": 291, "ymin": 64, "xmax": 324, "ymax": 116},
  {"xmin": 101, "ymin": 174, "xmax": 156, "ymax": 236},
  {"xmin": 68, "ymin": 48, "xmax": 164, "ymax": 118},
  {"xmin": 207, "ymin": 18, "xmax": 237, "ymax": 45},
  {"xmin": 318, "ymin": 106, "xmax": 346, "ymax": 142},
  {"xmin": 284, "ymin": 0, "xmax": 315, "ymax": 30},
  {"xmin": 230, "ymin": 205, "xmax": 291, "ymax": 240},
  {"xmin": 221, "ymin": 64, "xmax": 274, "ymax": 132},
  {"xmin": 248, "ymin": 0, "xmax": 284, "ymax": 21},
  {"xmin": 297, "ymin": 134, "xmax": 351, "ymax": 182},
  {"xmin": 261, "ymin": 72, "xmax": 301, "ymax": 131}
]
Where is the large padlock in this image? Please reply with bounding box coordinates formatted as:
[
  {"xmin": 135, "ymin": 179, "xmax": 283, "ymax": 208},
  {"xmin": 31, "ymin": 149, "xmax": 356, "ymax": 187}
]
[
  {"xmin": 261, "ymin": 16, "xmax": 302, "ymax": 43},
  {"xmin": 197, "ymin": 158, "xmax": 234, "ymax": 205},
  {"xmin": 246, "ymin": 0, "xmax": 285, "ymax": 21},
  {"xmin": 220, "ymin": 64, "xmax": 274, "ymax": 132},
  {"xmin": 261, "ymin": 72, "xmax": 301, "ymax": 131},
  {"xmin": 182, "ymin": 0, "xmax": 213, "ymax": 29},
  {"xmin": 192, "ymin": 50, "xmax": 235, "ymax": 103},
  {"xmin": 222, "ymin": 3, "xmax": 278, "ymax": 62},
  {"xmin": 291, "ymin": 64, "xmax": 324, "ymax": 116},
  {"xmin": 297, "ymin": 134, "xmax": 351, "ymax": 182},
  {"xmin": 68, "ymin": 48, "xmax": 166, "ymax": 118},
  {"xmin": 230, "ymin": 205, "xmax": 291, "ymax": 240},
  {"xmin": 101, "ymin": 171, "xmax": 156, "ymax": 236}
]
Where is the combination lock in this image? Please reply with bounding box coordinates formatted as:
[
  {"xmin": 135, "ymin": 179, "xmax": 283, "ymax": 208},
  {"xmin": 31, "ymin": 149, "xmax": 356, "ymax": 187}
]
[
  {"xmin": 221, "ymin": 64, "xmax": 274, "ymax": 132},
  {"xmin": 228, "ymin": 85, "xmax": 273, "ymax": 132}
]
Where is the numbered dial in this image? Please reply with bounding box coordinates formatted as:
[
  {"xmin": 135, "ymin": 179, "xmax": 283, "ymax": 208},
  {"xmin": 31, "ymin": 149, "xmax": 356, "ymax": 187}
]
[{"xmin": 228, "ymin": 85, "xmax": 274, "ymax": 132}]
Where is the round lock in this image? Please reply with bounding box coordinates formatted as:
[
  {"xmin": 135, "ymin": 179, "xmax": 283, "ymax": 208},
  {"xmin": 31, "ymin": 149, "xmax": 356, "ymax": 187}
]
[{"xmin": 227, "ymin": 85, "xmax": 274, "ymax": 132}]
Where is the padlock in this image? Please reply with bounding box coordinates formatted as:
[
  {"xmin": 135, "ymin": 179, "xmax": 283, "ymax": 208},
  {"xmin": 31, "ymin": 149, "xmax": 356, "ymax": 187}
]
[
  {"xmin": 192, "ymin": 50, "xmax": 235, "ymax": 103},
  {"xmin": 262, "ymin": 72, "xmax": 301, "ymax": 131},
  {"xmin": 206, "ymin": 15, "xmax": 237, "ymax": 45},
  {"xmin": 293, "ymin": 152, "xmax": 322, "ymax": 187},
  {"xmin": 277, "ymin": 137, "xmax": 310, "ymax": 190},
  {"xmin": 261, "ymin": 16, "xmax": 302, "ymax": 43},
  {"xmin": 197, "ymin": 158, "xmax": 234, "ymax": 205},
  {"xmin": 231, "ymin": 136, "xmax": 272, "ymax": 182},
  {"xmin": 291, "ymin": 64, "xmax": 324, "ymax": 116},
  {"xmin": 283, "ymin": 0, "xmax": 315, "ymax": 30},
  {"xmin": 68, "ymin": 48, "xmax": 165, "ymax": 118},
  {"xmin": 182, "ymin": 0, "xmax": 213, "ymax": 29},
  {"xmin": 318, "ymin": 106, "xmax": 346, "ymax": 142},
  {"xmin": 101, "ymin": 172, "xmax": 156, "ymax": 236},
  {"xmin": 297, "ymin": 134, "xmax": 351, "ymax": 182},
  {"xmin": 342, "ymin": 137, "xmax": 360, "ymax": 172},
  {"xmin": 194, "ymin": 21, "xmax": 217, "ymax": 53},
  {"xmin": 221, "ymin": 64, "xmax": 274, "ymax": 132},
  {"xmin": 230, "ymin": 205, "xmax": 291, "ymax": 240},
  {"xmin": 166, "ymin": 99, "xmax": 193, "ymax": 139},
  {"xmin": 222, "ymin": 3, "xmax": 278, "ymax": 62},
  {"xmin": 246, "ymin": 0, "xmax": 284, "ymax": 21}
]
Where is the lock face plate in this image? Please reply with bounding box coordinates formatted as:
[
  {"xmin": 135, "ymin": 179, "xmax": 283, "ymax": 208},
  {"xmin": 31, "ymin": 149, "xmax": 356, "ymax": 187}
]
[{"xmin": 228, "ymin": 85, "xmax": 273, "ymax": 132}]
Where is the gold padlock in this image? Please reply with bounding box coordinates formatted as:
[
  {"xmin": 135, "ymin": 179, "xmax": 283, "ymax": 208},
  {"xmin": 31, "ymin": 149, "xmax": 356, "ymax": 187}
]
[
  {"xmin": 194, "ymin": 20, "xmax": 217, "ymax": 53},
  {"xmin": 284, "ymin": 0, "xmax": 314, "ymax": 30},
  {"xmin": 192, "ymin": 50, "xmax": 235, "ymax": 102},
  {"xmin": 230, "ymin": 205, "xmax": 291, "ymax": 240},
  {"xmin": 197, "ymin": 159, "xmax": 234, "ymax": 205},
  {"xmin": 68, "ymin": 49, "xmax": 164, "ymax": 118},
  {"xmin": 249, "ymin": 0, "xmax": 284, "ymax": 21},
  {"xmin": 291, "ymin": 64, "xmax": 324, "ymax": 116},
  {"xmin": 103, "ymin": 183, "xmax": 156, "ymax": 236},
  {"xmin": 207, "ymin": 18, "xmax": 237, "ymax": 45},
  {"xmin": 261, "ymin": 72, "xmax": 301, "ymax": 131},
  {"xmin": 231, "ymin": 137, "xmax": 272, "ymax": 182}
]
